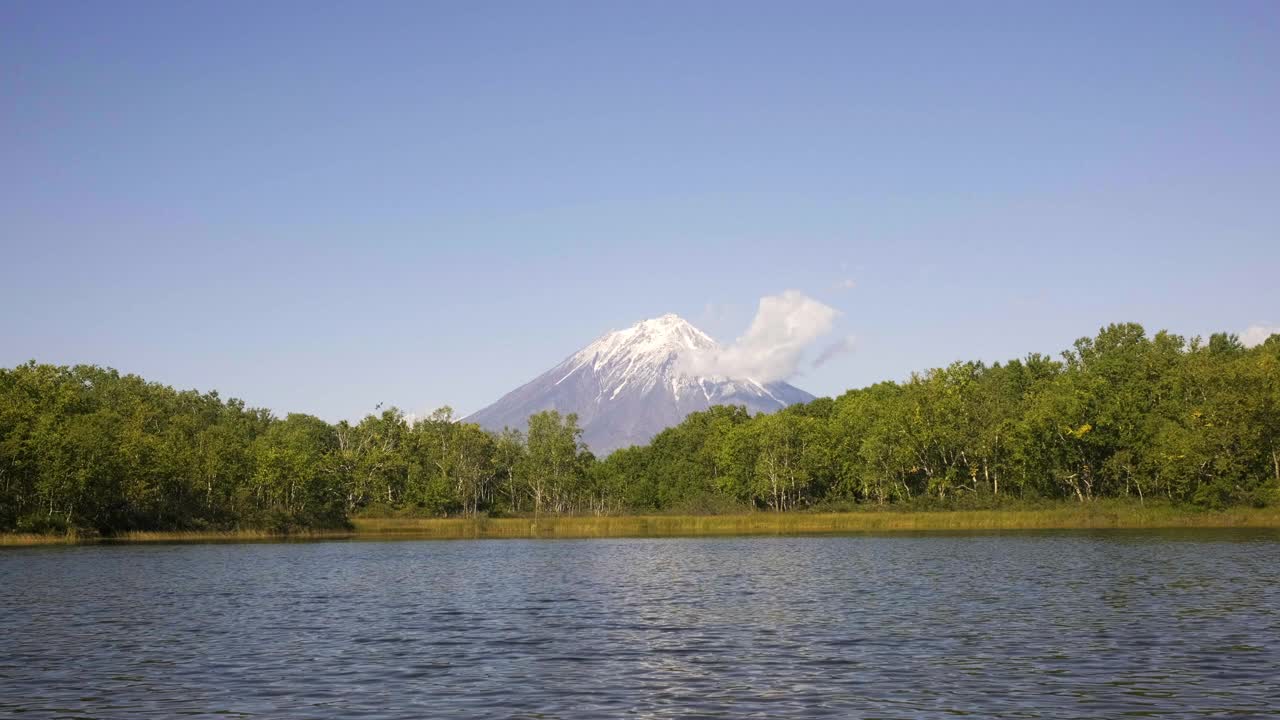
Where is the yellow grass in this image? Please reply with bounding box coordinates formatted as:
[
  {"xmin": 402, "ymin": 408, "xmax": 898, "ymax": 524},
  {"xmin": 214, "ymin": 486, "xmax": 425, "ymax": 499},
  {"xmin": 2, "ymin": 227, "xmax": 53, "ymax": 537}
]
[
  {"xmin": 0, "ymin": 528, "xmax": 353, "ymax": 546},
  {"xmin": 0, "ymin": 532, "xmax": 86, "ymax": 546},
  {"xmin": 108, "ymin": 528, "xmax": 355, "ymax": 543},
  {"xmin": 4, "ymin": 504, "xmax": 1279, "ymax": 546},
  {"xmin": 350, "ymin": 504, "xmax": 1280, "ymax": 540}
]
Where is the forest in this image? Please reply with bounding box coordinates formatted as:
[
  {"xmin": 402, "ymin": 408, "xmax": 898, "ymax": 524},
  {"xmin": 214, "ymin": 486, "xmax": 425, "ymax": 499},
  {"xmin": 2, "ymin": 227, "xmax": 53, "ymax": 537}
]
[{"xmin": 2, "ymin": 323, "xmax": 1278, "ymax": 535}]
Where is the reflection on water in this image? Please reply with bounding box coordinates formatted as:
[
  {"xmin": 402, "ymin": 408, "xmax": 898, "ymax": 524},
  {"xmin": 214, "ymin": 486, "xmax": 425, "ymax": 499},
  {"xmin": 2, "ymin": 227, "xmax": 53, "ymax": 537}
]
[{"xmin": 3, "ymin": 529, "xmax": 1279, "ymax": 718}]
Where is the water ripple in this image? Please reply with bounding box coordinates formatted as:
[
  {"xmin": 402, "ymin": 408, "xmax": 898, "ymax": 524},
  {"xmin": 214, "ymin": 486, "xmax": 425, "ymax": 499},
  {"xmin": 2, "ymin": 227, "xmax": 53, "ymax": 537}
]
[{"xmin": 2, "ymin": 529, "xmax": 1279, "ymax": 718}]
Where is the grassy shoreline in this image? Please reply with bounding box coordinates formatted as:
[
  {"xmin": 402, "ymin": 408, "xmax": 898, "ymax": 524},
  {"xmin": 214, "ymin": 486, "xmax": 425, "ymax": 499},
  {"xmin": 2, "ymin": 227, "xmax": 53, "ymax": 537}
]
[
  {"xmin": 0, "ymin": 527, "xmax": 358, "ymax": 547},
  {"xmin": 4, "ymin": 503, "xmax": 1280, "ymax": 546}
]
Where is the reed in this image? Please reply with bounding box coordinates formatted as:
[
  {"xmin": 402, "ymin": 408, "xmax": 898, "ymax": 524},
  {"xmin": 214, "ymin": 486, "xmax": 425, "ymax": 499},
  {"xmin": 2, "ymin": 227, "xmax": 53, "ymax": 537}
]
[
  {"xmin": 0, "ymin": 527, "xmax": 354, "ymax": 546},
  {"xmin": 106, "ymin": 528, "xmax": 355, "ymax": 543},
  {"xmin": 0, "ymin": 532, "xmax": 85, "ymax": 546},
  {"xmin": 350, "ymin": 503, "xmax": 1280, "ymax": 540},
  {"xmin": 4, "ymin": 503, "xmax": 1278, "ymax": 547}
]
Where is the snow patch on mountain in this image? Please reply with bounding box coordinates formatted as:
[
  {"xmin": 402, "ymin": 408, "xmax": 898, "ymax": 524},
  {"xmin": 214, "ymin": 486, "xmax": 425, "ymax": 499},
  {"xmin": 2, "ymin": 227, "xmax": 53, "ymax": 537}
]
[{"xmin": 465, "ymin": 313, "xmax": 816, "ymax": 453}]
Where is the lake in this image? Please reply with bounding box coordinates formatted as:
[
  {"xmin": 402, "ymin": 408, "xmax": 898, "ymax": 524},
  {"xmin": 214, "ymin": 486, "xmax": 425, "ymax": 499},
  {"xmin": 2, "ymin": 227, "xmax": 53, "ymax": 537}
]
[{"xmin": 3, "ymin": 530, "xmax": 1278, "ymax": 718}]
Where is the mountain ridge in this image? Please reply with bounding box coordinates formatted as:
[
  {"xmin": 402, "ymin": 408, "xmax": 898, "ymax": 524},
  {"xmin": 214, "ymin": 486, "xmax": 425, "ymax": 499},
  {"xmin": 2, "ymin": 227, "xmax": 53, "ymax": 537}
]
[{"xmin": 465, "ymin": 314, "xmax": 815, "ymax": 453}]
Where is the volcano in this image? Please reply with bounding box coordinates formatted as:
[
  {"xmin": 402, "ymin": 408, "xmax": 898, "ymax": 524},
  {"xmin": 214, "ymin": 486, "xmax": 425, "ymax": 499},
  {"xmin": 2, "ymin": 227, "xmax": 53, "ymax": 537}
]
[{"xmin": 465, "ymin": 314, "xmax": 814, "ymax": 453}]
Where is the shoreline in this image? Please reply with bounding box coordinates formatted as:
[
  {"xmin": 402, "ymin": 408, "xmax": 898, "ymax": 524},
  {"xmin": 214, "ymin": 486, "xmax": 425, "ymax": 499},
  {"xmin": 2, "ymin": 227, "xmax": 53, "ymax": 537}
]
[
  {"xmin": 5, "ymin": 503, "xmax": 1280, "ymax": 546},
  {"xmin": 0, "ymin": 527, "xmax": 358, "ymax": 547}
]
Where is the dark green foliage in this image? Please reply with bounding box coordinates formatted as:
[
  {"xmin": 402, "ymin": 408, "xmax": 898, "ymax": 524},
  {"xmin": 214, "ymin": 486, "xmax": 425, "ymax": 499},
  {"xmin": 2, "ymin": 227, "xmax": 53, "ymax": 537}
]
[
  {"xmin": 591, "ymin": 322, "xmax": 1278, "ymax": 511},
  {"xmin": 2, "ymin": 323, "xmax": 1278, "ymax": 534},
  {"xmin": 0, "ymin": 363, "xmax": 277, "ymax": 533}
]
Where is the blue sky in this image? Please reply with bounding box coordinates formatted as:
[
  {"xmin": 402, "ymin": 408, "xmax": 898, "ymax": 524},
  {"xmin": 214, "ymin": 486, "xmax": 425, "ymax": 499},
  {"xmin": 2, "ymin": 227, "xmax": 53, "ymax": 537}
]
[{"xmin": 3, "ymin": 1, "xmax": 1277, "ymax": 420}]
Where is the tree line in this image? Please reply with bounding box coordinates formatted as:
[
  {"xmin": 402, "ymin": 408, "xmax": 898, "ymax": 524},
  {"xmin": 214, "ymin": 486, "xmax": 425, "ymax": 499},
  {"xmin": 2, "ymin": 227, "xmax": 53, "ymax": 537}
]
[{"xmin": 1, "ymin": 323, "xmax": 1277, "ymax": 534}]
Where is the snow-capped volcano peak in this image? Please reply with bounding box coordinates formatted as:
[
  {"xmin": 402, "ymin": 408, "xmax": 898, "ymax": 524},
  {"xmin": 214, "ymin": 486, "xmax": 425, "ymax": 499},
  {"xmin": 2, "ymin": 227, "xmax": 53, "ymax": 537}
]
[
  {"xmin": 467, "ymin": 314, "xmax": 814, "ymax": 453},
  {"xmin": 589, "ymin": 313, "xmax": 717, "ymax": 359},
  {"xmin": 559, "ymin": 314, "xmax": 717, "ymax": 392}
]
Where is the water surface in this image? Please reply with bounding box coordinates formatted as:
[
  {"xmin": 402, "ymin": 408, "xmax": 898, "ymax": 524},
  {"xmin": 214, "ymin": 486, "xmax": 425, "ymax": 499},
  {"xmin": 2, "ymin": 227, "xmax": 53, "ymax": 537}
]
[{"xmin": 3, "ymin": 529, "xmax": 1278, "ymax": 718}]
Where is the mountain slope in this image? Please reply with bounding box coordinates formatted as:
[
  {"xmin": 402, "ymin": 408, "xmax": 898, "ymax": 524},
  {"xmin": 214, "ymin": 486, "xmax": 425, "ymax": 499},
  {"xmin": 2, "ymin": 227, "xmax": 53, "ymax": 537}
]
[{"xmin": 466, "ymin": 314, "xmax": 815, "ymax": 453}]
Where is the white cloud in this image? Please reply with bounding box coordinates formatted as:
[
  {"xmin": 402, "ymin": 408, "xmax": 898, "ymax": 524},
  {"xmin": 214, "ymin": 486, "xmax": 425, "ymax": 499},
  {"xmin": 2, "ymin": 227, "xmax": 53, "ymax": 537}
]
[
  {"xmin": 813, "ymin": 334, "xmax": 857, "ymax": 368},
  {"xmin": 1240, "ymin": 324, "xmax": 1280, "ymax": 348},
  {"xmin": 684, "ymin": 290, "xmax": 839, "ymax": 383}
]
